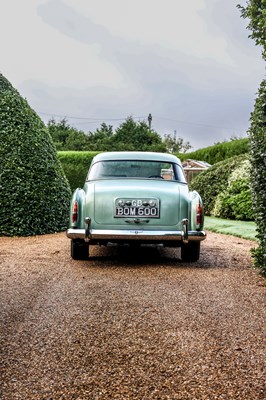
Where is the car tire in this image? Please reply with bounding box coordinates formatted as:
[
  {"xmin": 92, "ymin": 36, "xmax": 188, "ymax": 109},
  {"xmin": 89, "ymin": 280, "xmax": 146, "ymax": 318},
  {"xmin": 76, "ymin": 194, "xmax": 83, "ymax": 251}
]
[
  {"xmin": 181, "ymin": 241, "xmax": 200, "ymax": 262},
  {"xmin": 71, "ymin": 239, "xmax": 89, "ymax": 260}
]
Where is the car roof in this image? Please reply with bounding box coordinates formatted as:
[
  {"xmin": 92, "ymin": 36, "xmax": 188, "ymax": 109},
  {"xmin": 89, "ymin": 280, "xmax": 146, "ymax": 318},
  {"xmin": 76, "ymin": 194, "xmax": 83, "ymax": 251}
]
[{"xmin": 92, "ymin": 151, "xmax": 182, "ymax": 165}]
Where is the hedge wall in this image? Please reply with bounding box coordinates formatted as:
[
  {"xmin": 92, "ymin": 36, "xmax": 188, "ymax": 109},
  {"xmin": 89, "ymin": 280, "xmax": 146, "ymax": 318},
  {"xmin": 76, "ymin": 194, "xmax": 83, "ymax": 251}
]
[
  {"xmin": 0, "ymin": 74, "xmax": 71, "ymax": 236},
  {"xmin": 248, "ymin": 80, "xmax": 266, "ymax": 274},
  {"xmin": 177, "ymin": 138, "xmax": 249, "ymax": 164},
  {"xmin": 57, "ymin": 151, "xmax": 99, "ymax": 192}
]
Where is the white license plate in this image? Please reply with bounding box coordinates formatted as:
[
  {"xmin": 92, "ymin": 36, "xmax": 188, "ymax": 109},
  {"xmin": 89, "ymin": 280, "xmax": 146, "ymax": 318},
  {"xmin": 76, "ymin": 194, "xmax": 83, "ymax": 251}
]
[{"xmin": 115, "ymin": 198, "xmax": 159, "ymax": 218}]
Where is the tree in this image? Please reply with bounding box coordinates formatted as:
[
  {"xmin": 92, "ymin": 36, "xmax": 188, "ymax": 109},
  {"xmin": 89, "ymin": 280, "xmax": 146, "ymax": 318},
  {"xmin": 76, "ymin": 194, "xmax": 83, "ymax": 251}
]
[
  {"xmin": 163, "ymin": 132, "xmax": 192, "ymax": 153},
  {"xmin": 87, "ymin": 123, "xmax": 114, "ymax": 151},
  {"xmin": 47, "ymin": 118, "xmax": 88, "ymax": 150},
  {"xmin": 65, "ymin": 130, "xmax": 88, "ymax": 151},
  {"xmin": 0, "ymin": 74, "xmax": 71, "ymax": 236},
  {"xmin": 112, "ymin": 116, "xmax": 167, "ymax": 152},
  {"xmin": 238, "ymin": 0, "xmax": 266, "ymax": 273},
  {"xmin": 47, "ymin": 116, "xmax": 192, "ymax": 154}
]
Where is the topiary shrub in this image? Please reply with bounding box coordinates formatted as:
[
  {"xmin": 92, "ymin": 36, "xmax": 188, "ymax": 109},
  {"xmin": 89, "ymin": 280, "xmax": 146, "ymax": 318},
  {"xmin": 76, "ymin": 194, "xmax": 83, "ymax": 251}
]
[
  {"xmin": 0, "ymin": 74, "xmax": 71, "ymax": 236},
  {"xmin": 212, "ymin": 179, "xmax": 254, "ymax": 220},
  {"xmin": 177, "ymin": 138, "xmax": 249, "ymax": 164},
  {"xmin": 248, "ymin": 79, "xmax": 266, "ymax": 274},
  {"xmin": 238, "ymin": 0, "xmax": 266, "ymax": 275},
  {"xmin": 212, "ymin": 159, "xmax": 254, "ymax": 221},
  {"xmin": 190, "ymin": 154, "xmax": 247, "ymax": 215}
]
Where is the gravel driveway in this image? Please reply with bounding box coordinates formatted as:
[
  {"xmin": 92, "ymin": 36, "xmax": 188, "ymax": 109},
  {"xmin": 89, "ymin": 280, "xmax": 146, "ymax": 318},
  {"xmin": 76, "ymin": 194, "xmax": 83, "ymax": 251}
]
[{"xmin": 1, "ymin": 232, "xmax": 265, "ymax": 400}]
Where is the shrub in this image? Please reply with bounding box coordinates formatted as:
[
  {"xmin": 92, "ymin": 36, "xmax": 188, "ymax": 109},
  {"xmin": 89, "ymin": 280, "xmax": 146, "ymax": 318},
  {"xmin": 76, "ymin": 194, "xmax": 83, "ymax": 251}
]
[
  {"xmin": 248, "ymin": 80, "xmax": 266, "ymax": 274},
  {"xmin": 57, "ymin": 151, "xmax": 99, "ymax": 192},
  {"xmin": 212, "ymin": 159, "xmax": 254, "ymax": 221},
  {"xmin": 238, "ymin": 1, "xmax": 266, "ymax": 275},
  {"xmin": 213, "ymin": 179, "xmax": 254, "ymax": 220},
  {"xmin": 176, "ymin": 138, "xmax": 249, "ymax": 164},
  {"xmin": 190, "ymin": 154, "xmax": 247, "ymax": 215},
  {"xmin": 0, "ymin": 74, "xmax": 71, "ymax": 236}
]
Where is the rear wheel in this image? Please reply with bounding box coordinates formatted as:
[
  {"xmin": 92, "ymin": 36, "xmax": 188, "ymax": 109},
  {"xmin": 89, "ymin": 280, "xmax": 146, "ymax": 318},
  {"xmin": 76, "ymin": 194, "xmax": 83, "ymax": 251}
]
[
  {"xmin": 181, "ymin": 241, "xmax": 200, "ymax": 262},
  {"xmin": 71, "ymin": 239, "xmax": 89, "ymax": 260}
]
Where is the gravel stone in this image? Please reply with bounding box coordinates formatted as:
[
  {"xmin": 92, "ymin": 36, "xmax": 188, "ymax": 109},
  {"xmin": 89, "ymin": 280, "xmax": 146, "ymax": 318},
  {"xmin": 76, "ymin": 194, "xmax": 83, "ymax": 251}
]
[{"xmin": 0, "ymin": 232, "xmax": 265, "ymax": 399}]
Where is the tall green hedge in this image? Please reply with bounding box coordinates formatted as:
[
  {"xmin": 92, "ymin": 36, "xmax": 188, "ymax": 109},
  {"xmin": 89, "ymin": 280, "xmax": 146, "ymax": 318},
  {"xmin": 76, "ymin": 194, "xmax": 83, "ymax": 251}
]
[
  {"xmin": 248, "ymin": 80, "xmax": 266, "ymax": 273},
  {"xmin": 238, "ymin": 1, "xmax": 266, "ymax": 274},
  {"xmin": 57, "ymin": 151, "xmax": 99, "ymax": 192},
  {"xmin": 0, "ymin": 74, "xmax": 71, "ymax": 236},
  {"xmin": 176, "ymin": 138, "xmax": 249, "ymax": 164}
]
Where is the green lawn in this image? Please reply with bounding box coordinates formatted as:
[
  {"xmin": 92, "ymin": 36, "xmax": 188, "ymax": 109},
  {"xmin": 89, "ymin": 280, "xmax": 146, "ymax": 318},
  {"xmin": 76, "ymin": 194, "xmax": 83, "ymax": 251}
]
[{"xmin": 204, "ymin": 216, "xmax": 257, "ymax": 241}]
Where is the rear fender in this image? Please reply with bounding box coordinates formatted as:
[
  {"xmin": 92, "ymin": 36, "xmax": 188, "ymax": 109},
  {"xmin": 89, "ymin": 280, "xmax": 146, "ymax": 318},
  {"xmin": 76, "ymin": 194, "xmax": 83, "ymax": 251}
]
[
  {"xmin": 188, "ymin": 190, "xmax": 204, "ymax": 231},
  {"xmin": 69, "ymin": 188, "xmax": 86, "ymax": 229}
]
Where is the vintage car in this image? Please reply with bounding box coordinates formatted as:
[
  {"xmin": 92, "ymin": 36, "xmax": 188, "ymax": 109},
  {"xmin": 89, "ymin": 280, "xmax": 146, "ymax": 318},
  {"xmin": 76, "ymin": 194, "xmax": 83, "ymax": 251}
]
[{"xmin": 66, "ymin": 151, "xmax": 206, "ymax": 261}]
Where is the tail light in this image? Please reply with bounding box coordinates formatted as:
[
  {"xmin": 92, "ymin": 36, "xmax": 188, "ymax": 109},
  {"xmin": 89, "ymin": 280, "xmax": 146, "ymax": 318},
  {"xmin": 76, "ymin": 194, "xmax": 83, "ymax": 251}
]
[
  {"xmin": 72, "ymin": 201, "xmax": 78, "ymax": 223},
  {"xmin": 196, "ymin": 203, "xmax": 203, "ymax": 225}
]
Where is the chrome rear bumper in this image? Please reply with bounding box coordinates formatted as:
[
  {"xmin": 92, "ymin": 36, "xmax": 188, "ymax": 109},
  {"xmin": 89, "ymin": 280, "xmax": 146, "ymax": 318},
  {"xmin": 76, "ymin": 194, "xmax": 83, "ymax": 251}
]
[{"xmin": 66, "ymin": 228, "xmax": 206, "ymax": 242}]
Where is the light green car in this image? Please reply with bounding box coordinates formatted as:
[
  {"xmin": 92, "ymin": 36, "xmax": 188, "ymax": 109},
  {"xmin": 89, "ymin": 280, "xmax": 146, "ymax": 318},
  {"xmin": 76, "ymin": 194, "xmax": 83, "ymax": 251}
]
[{"xmin": 67, "ymin": 151, "xmax": 206, "ymax": 261}]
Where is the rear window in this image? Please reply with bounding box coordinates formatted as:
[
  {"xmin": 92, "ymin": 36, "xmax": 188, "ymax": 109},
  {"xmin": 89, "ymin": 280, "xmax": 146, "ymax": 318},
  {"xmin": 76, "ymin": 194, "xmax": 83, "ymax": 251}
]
[{"xmin": 87, "ymin": 160, "xmax": 186, "ymax": 183}]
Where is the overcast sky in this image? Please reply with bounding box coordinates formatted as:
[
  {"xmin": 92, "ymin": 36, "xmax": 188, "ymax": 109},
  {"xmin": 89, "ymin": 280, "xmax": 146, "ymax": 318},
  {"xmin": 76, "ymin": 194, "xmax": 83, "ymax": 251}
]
[{"xmin": 1, "ymin": 0, "xmax": 265, "ymax": 149}]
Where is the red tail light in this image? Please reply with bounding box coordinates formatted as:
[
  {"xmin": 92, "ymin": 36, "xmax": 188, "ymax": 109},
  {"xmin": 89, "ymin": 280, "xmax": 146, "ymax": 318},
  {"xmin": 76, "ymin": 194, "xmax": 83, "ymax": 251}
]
[
  {"xmin": 72, "ymin": 201, "xmax": 78, "ymax": 223},
  {"xmin": 196, "ymin": 203, "xmax": 203, "ymax": 225}
]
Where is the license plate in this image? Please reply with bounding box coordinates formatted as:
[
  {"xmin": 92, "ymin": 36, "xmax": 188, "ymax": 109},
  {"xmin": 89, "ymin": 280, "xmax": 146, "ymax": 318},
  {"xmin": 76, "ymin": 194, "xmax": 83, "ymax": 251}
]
[{"xmin": 115, "ymin": 198, "xmax": 159, "ymax": 218}]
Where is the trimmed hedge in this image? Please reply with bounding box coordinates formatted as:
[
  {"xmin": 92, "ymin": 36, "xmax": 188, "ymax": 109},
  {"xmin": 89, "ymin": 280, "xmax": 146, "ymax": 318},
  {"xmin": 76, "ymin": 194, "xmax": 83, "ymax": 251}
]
[
  {"xmin": 0, "ymin": 74, "xmax": 71, "ymax": 236},
  {"xmin": 190, "ymin": 154, "xmax": 248, "ymax": 216},
  {"xmin": 238, "ymin": 0, "xmax": 266, "ymax": 274},
  {"xmin": 176, "ymin": 138, "xmax": 249, "ymax": 164},
  {"xmin": 248, "ymin": 79, "xmax": 266, "ymax": 274},
  {"xmin": 57, "ymin": 151, "xmax": 99, "ymax": 191}
]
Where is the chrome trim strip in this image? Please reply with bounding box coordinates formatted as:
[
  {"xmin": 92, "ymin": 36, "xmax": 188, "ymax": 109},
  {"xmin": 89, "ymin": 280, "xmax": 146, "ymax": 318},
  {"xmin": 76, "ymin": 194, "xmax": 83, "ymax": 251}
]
[{"xmin": 66, "ymin": 228, "xmax": 206, "ymax": 241}]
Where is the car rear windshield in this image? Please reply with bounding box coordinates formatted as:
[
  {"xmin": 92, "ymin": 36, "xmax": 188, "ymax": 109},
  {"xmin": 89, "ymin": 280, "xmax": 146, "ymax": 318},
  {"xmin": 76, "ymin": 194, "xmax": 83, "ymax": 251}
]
[{"xmin": 87, "ymin": 160, "xmax": 186, "ymax": 183}]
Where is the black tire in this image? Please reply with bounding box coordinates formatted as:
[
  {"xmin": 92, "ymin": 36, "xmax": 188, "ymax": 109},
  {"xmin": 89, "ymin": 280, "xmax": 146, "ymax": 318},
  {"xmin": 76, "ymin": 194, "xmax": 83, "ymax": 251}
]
[
  {"xmin": 181, "ymin": 241, "xmax": 200, "ymax": 262},
  {"xmin": 71, "ymin": 239, "xmax": 89, "ymax": 260}
]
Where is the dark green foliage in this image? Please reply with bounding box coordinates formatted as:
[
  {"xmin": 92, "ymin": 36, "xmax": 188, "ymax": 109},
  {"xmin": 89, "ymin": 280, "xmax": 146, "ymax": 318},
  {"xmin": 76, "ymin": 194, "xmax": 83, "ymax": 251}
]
[
  {"xmin": 48, "ymin": 120, "xmax": 114, "ymax": 151},
  {"xmin": 238, "ymin": 0, "xmax": 266, "ymax": 273},
  {"xmin": 247, "ymin": 80, "xmax": 266, "ymax": 273},
  {"xmin": 112, "ymin": 117, "xmax": 166, "ymax": 152},
  {"xmin": 238, "ymin": 0, "xmax": 266, "ymax": 60},
  {"xmin": 86, "ymin": 123, "xmax": 114, "ymax": 151},
  {"xmin": 213, "ymin": 179, "xmax": 254, "ymax": 221},
  {"xmin": 177, "ymin": 138, "xmax": 249, "ymax": 164},
  {"xmin": 190, "ymin": 154, "xmax": 247, "ymax": 215},
  {"xmin": 0, "ymin": 74, "xmax": 71, "ymax": 236},
  {"xmin": 0, "ymin": 74, "xmax": 18, "ymax": 93},
  {"xmin": 48, "ymin": 118, "xmax": 88, "ymax": 150},
  {"xmin": 48, "ymin": 117, "xmax": 167, "ymax": 152},
  {"xmin": 57, "ymin": 151, "xmax": 99, "ymax": 191}
]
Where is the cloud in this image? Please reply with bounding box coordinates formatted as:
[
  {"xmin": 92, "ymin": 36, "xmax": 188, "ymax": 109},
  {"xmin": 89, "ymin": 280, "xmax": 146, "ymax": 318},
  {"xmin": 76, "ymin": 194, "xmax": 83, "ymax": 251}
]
[
  {"xmin": 0, "ymin": 0, "xmax": 125, "ymax": 88},
  {"xmin": 0, "ymin": 0, "xmax": 264, "ymax": 149},
  {"xmin": 62, "ymin": 0, "xmax": 234, "ymax": 65}
]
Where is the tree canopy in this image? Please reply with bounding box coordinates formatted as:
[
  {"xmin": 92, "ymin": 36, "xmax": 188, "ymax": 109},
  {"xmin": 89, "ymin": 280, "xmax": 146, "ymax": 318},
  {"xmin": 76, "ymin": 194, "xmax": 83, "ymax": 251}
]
[{"xmin": 48, "ymin": 116, "xmax": 192, "ymax": 153}]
